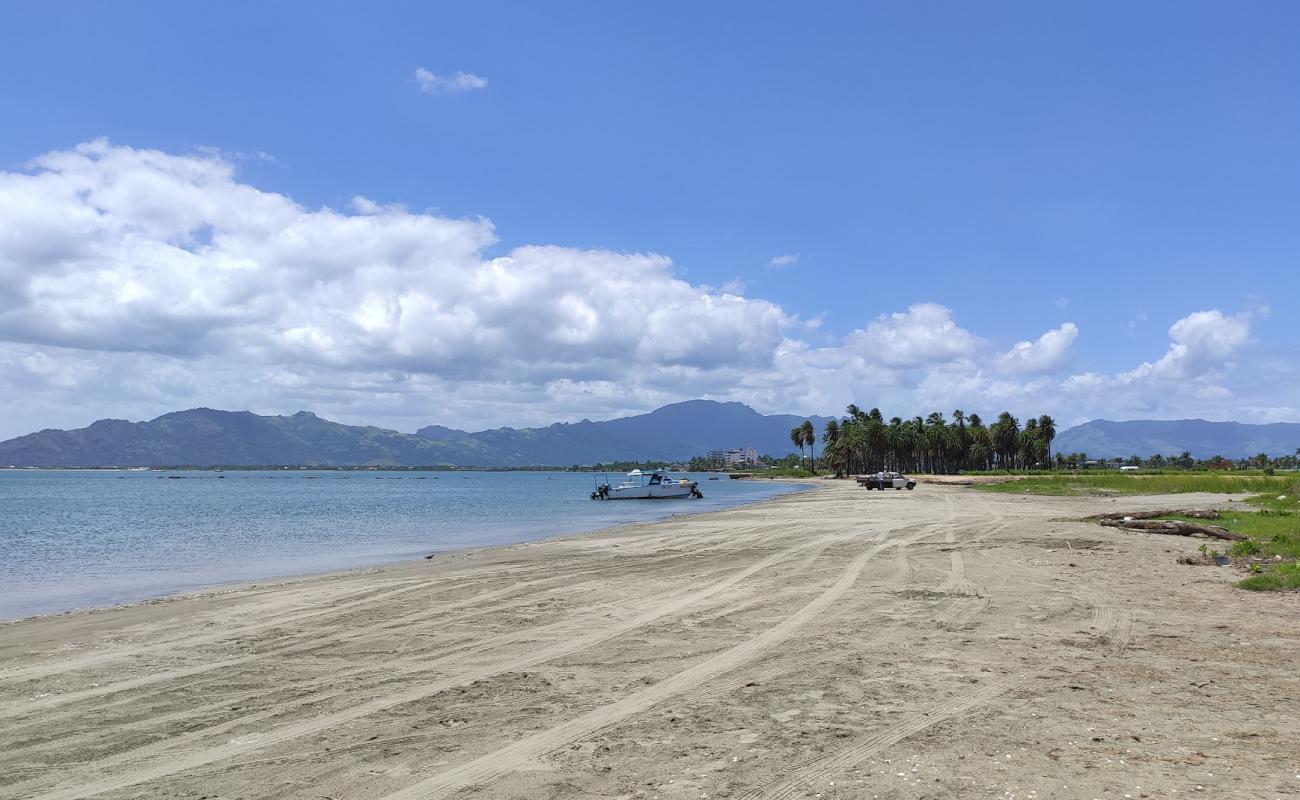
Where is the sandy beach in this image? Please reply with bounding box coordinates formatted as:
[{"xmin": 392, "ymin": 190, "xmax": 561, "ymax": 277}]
[{"xmin": 1, "ymin": 482, "xmax": 1296, "ymax": 799}]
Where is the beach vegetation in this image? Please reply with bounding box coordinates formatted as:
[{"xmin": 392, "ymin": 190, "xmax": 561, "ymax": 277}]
[
  {"xmin": 689, "ymin": 407, "xmax": 1297, "ymax": 482},
  {"xmin": 1159, "ymin": 487, "xmax": 1300, "ymax": 591},
  {"xmin": 978, "ymin": 473, "xmax": 1293, "ymax": 496}
]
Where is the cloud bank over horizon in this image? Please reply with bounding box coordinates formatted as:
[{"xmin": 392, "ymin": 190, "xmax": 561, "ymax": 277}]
[{"xmin": 0, "ymin": 141, "xmax": 1288, "ymax": 440}]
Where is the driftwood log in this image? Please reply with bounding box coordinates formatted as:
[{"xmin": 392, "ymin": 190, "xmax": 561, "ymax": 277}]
[
  {"xmin": 1097, "ymin": 518, "xmax": 1243, "ymax": 541},
  {"xmin": 1088, "ymin": 508, "xmax": 1220, "ymax": 521}
]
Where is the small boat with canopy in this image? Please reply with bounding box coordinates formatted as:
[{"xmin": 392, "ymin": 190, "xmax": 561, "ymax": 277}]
[{"xmin": 591, "ymin": 470, "xmax": 702, "ymax": 500}]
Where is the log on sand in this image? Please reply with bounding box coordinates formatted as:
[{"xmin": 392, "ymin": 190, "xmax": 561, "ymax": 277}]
[
  {"xmin": 1097, "ymin": 518, "xmax": 1243, "ymax": 541},
  {"xmin": 1088, "ymin": 508, "xmax": 1221, "ymax": 521}
]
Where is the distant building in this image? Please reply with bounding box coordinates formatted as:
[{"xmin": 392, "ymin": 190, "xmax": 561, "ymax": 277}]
[{"xmin": 725, "ymin": 447, "xmax": 760, "ymax": 465}]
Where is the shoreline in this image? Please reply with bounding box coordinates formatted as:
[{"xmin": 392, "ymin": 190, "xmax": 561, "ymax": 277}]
[
  {"xmin": 2, "ymin": 482, "xmax": 1295, "ymax": 799},
  {"xmin": 1, "ymin": 476, "xmax": 817, "ymax": 626}
]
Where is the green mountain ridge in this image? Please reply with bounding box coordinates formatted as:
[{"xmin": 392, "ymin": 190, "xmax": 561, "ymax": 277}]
[
  {"xmin": 0, "ymin": 401, "xmax": 831, "ymax": 468},
  {"xmin": 9, "ymin": 406, "xmax": 1293, "ymax": 468},
  {"xmin": 1052, "ymin": 418, "xmax": 1300, "ymax": 460}
]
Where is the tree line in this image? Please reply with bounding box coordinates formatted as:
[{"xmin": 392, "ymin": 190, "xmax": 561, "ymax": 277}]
[{"xmin": 793, "ymin": 406, "xmax": 1057, "ymax": 477}]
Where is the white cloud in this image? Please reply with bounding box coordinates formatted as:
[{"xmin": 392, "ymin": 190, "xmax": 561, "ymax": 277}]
[
  {"xmin": 415, "ymin": 68, "xmax": 488, "ymax": 94},
  {"xmin": 843, "ymin": 303, "xmax": 981, "ymax": 368},
  {"xmin": 767, "ymin": 253, "xmax": 798, "ymax": 269},
  {"xmin": 996, "ymin": 322, "xmax": 1078, "ymax": 374},
  {"xmin": 1121, "ymin": 309, "xmax": 1250, "ymax": 381},
  {"xmin": 1056, "ymin": 309, "xmax": 1261, "ymax": 422},
  {"xmin": 0, "ymin": 141, "xmax": 1293, "ymax": 439},
  {"xmin": 0, "ymin": 140, "xmax": 801, "ymax": 435}
]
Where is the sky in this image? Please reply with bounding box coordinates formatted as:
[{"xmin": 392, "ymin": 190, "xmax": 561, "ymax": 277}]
[{"xmin": 0, "ymin": 1, "xmax": 1297, "ymax": 440}]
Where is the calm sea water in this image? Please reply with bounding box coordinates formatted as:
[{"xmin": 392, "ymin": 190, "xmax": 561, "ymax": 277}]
[{"xmin": 0, "ymin": 469, "xmax": 804, "ymax": 620}]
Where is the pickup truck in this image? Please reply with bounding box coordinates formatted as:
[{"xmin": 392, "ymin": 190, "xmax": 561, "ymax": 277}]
[{"xmin": 856, "ymin": 472, "xmax": 917, "ymax": 490}]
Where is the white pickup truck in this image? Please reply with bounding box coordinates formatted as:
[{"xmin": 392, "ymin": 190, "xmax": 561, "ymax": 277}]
[{"xmin": 856, "ymin": 472, "xmax": 917, "ymax": 490}]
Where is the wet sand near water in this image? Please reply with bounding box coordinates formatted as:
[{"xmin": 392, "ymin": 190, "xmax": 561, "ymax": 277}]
[{"xmin": 1, "ymin": 483, "xmax": 1296, "ymax": 799}]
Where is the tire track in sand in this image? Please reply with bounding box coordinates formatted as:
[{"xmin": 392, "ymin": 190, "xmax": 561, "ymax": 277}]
[
  {"xmin": 891, "ymin": 541, "xmax": 914, "ymax": 588},
  {"xmin": 370, "ymin": 515, "xmax": 960, "ymax": 800},
  {"xmin": 739, "ymin": 497, "xmax": 1103, "ymax": 800},
  {"xmin": 934, "ymin": 525, "xmax": 985, "ymax": 598},
  {"xmin": 0, "ymin": 521, "xmax": 786, "ymax": 689},
  {"xmin": 606, "ymin": 510, "xmax": 995, "ymax": 740},
  {"xmin": 739, "ymin": 674, "xmax": 1027, "ymax": 800},
  {"xmin": 1090, "ymin": 604, "xmax": 1134, "ymax": 655},
  {"xmin": 12, "ymin": 526, "xmax": 857, "ymax": 800},
  {"xmin": 0, "ymin": 567, "xmax": 601, "ymax": 723},
  {"xmin": 0, "ymin": 536, "xmax": 767, "ymax": 726}
]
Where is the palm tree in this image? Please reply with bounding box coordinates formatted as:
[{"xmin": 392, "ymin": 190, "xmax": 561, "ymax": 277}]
[
  {"xmin": 860, "ymin": 417, "xmax": 883, "ymax": 472},
  {"xmin": 991, "ymin": 412, "xmax": 1020, "ymax": 470},
  {"xmin": 841, "ymin": 417, "xmax": 866, "ymax": 474},
  {"xmin": 800, "ymin": 419, "xmax": 817, "ymax": 472},
  {"xmin": 887, "ymin": 417, "xmax": 904, "ymax": 471},
  {"xmin": 823, "ymin": 418, "xmax": 840, "ymax": 447},
  {"xmin": 822, "ymin": 419, "xmax": 846, "ymax": 477},
  {"xmin": 790, "ymin": 425, "xmax": 804, "ymax": 468},
  {"xmin": 1037, "ymin": 415, "xmax": 1056, "ymax": 464},
  {"xmin": 1020, "ymin": 418, "xmax": 1039, "ymax": 469}
]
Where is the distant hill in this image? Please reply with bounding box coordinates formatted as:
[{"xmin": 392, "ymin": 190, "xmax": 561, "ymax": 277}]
[
  {"xmin": 416, "ymin": 400, "xmax": 834, "ymax": 466},
  {"xmin": 0, "ymin": 401, "xmax": 831, "ymax": 468},
  {"xmin": 0, "ymin": 409, "xmax": 473, "ymax": 468},
  {"xmin": 1053, "ymin": 419, "xmax": 1300, "ymax": 460}
]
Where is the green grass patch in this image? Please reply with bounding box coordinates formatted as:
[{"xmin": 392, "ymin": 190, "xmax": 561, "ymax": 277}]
[
  {"xmin": 1236, "ymin": 562, "xmax": 1300, "ymax": 591},
  {"xmin": 1245, "ymin": 485, "xmax": 1300, "ymax": 512},
  {"xmin": 751, "ymin": 467, "xmax": 819, "ymax": 478},
  {"xmin": 1162, "ymin": 494, "xmax": 1300, "ymax": 591},
  {"xmin": 976, "ymin": 473, "xmax": 1294, "ymax": 496}
]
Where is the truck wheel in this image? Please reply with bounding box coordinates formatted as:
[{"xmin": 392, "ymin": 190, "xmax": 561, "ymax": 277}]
[{"xmin": 906, "ymin": 484, "xmax": 915, "ymax": 490}]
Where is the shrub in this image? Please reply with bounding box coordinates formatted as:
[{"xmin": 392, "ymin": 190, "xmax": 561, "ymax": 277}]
[{"xmin": 1230, "ymin": 539, "xmax": 1260, "ymax": 557}]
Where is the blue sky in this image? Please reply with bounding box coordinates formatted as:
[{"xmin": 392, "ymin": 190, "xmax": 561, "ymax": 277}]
[{"xmin": 0, "ymin": 2, "xmax": 1297, "ymax": 437}]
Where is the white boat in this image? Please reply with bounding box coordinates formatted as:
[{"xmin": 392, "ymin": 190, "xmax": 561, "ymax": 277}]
[{"xmin": 592, "ymin": 470, "xmax": 702, "ymax": 500}]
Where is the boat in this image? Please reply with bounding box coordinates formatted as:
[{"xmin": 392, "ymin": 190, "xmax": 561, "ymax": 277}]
[{"xmin": 591, "ymin": 470, "xmax": 702, "ymax": 500}]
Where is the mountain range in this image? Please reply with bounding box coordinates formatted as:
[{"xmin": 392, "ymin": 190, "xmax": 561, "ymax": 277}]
[
  {"xmin": 1052, "ymin": 419, "xmax": 1300, "ymax": 460},
  {"xmin": 0, "ymin": 401, "xmax": 832, "ymax": 468},
  {"xmin": 3, "ymin": 405, "xmax": 1296, "ymax": 468}
]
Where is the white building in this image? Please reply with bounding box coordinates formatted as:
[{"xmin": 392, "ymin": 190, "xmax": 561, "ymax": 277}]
[{"xmin": 725, "ymin": 448, "xmax": 760, "ymax": 465}]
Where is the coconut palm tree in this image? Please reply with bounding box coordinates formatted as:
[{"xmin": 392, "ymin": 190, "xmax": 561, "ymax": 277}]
[
  {"xmin": 823, "ymin": 418, "xmax": 840, "ymax": 447},
  {"xmin": 841, "ymin": 417, "xmax": 866, "ymax": 474},
  {"xmin": 790, "ymin": 425, "xmax": 804, "ymax": 468},
  {"xmin": 1037, "ymin": 415, "xmax": 1056, "ymax": 464},
  {"xmin": 800, "ymin": 419, "xmax": 817, "ymax": 472},
  {"xmin": 991, "ymin": 412, "xmax": 1020, "ymax": 470},
  {"xmin": 1020, "ymin": 418, "xmax": 1039, "ymax": 469},
  {"xmin": 822, "ymin": 419, "xmax": 846, "ymax": 477}
]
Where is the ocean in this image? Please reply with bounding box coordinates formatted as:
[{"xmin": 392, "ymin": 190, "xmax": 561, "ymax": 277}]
[{"xmin": 0, "ymin": 469, "xmax": 804, "ymax": 620}]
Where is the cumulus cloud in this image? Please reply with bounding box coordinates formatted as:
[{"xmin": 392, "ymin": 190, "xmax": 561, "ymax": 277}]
[
  {"xmin": 1121, "ymin": 309, "xmax": 1250, "ymax": 381},
  {"xmin": 997, "ymin": 322, "xmax": 1078, "ymax": 374},
  {"xmin": 767, "ymin": 253, "xmax": 798, "ymax": 269},
  {"xmin": 843, "ymin": 303, "xmax": 981, "ymax": 368},
  {"xmin": 0, "ymin": 140, "xmax": 1291, "ymax": 438},
  {"xmin": 415, "ymin": 68, "xmax": 488, "ymax": 94},
  {"xmin": 0, "ymin": 141, "xmax": 794, "ymax": 383},
  {"xmin": 0, "ymin": 141, "xmax": 808, "ymax": 435},
  {"xmin": 1056, "ymin": 309, "xmax": 1260, "ymax": 422}
]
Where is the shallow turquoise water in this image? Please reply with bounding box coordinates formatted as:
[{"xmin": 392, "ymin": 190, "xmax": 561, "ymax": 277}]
[{"xmin": 0, "ymin": 469, "xmax": 803, "ymax": 619}]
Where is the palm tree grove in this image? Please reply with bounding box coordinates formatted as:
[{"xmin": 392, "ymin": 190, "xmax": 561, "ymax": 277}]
[{"xmin": 815, "ymin": 406, "xmax": 1059, "ymax": 478}]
